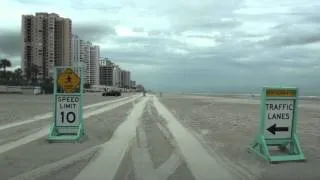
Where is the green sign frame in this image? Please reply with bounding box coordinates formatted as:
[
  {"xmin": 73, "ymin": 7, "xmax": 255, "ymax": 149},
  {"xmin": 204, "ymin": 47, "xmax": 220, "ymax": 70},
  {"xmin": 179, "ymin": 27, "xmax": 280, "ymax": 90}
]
[
  {"xmin": 249, "ymin": 86, "xmax": 305, "ymax": 163},
  {"xmin": 48, "ymin": 66, "xmax": 84, "ymax": 142}
]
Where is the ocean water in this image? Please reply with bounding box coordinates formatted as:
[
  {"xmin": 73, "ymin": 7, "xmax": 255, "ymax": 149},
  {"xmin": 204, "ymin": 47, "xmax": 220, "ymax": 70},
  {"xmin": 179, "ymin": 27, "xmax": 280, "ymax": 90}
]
[{"xmin": 181, "ymin": 92, "xmax": 320, "ymax": 101}]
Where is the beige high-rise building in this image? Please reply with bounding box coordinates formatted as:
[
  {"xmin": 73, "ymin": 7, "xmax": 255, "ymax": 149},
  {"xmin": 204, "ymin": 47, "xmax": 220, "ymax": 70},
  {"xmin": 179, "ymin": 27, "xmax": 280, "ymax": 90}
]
[{"xmin": 21, "ymin": 12, "xmax": 72, "ymax": 80}]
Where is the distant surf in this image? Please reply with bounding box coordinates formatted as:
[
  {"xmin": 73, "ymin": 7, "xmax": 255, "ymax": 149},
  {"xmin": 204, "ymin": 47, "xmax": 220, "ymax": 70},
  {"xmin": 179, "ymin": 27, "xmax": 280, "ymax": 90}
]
[{"xmin": 181, "ymin": 92, "xmax": 320, "ymax": 100}]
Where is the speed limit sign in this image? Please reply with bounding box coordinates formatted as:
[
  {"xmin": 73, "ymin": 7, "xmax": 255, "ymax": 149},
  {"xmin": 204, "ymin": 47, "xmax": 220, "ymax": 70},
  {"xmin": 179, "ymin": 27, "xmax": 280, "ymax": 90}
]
[
  {"xmin": 56, "ymin": 95, "xmax": 80, "ymax": 127},
  {"xmin": 48, "ymin": 66, "xmax": 84, "ymax": 142}
]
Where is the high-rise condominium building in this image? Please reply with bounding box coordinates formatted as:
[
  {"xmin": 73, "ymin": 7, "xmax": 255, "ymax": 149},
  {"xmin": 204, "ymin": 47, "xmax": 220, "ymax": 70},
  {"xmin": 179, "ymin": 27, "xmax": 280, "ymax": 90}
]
[
  {"xmin": 72, "ymin": 35, "xmax": 89, "ymax": 83},
  {"xmin": 113, "ymin": 65, "xmax": 121, "ymax": 87},
  {"xmin": 99, "ymin": 59, "xmax": 114, "ymax": 86},
  {"xmin": 120, "ymin": 70, "xmax": 131, "ymax": 88},
  {"xmin": 21, "ymin": 12, "xmax": 72, "ymax": 80},
  {"xmin": 89, "ymin": 45, "xmax": 100, "ymax": 85},
  {"xmin": 83, "ymin": 41, "xmax": 91, "ymax": 84},
  {"xmin": 130, "ymin": 80, "xmax": 136, "ymax": 88},
  {"xmin": 72, "ymin": 36, "xmax": 100, "ymax": 85},
  {"xmin": 71, "ymin": 34, "xmax": 81, "ymax": 66}
]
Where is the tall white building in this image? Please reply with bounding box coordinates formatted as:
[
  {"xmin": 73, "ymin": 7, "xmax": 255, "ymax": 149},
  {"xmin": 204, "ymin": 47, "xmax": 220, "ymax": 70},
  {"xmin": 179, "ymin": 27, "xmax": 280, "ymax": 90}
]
[
  {"xmin": 126, "ymin": 71, "xmax": 131, "ymax": 88},
  {"xmin": 113, "ymin": 65, "xmax": 121, "ymax": 87},
  {"xmin": 89, "ymin": 45, "xmax": 100, "ymax": 85},
  {"xmin": 71, "ymin": 34, "xmax": 81, "ymax": 66},
  {"xmin": 72, "ymin": 35, "xmax": 91, "ymax": 83},
  {"xmin": 120, "ymin": 70, "xmax": 131, "ymax": 88}
]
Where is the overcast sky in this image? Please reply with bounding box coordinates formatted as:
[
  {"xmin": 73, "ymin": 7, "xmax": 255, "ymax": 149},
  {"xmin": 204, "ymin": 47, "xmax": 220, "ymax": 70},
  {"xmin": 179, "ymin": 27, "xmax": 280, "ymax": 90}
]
[{"xmin": 1, "ymin": 0, "xmax": 320, "ymax": 93}]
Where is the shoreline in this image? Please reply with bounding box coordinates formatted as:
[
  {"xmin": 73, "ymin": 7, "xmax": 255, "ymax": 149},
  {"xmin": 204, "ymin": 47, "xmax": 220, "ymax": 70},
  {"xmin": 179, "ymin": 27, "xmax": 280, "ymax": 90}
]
[{"xmin": 167, "ymin": 92, "xmax": 320, "ymax": 101}]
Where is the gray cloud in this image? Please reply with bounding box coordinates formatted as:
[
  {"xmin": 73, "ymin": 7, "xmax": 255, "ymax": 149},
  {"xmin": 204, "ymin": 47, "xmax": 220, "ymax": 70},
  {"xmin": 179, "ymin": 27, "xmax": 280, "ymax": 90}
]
[
  {"xmin": 15, "ymin": 0, "xmax": 54, "ymax": 5},
  {"xmin": 132, "ymin": 27, "xmax": 144, "ymax": 33},
  {"xmin": 148, "ymin": 30, "xmax": 171, "ymax": 36},
  {"xmin": 7, "ymin": 0, "xmax": 320, "ymax": 93},
  {"xmin": 185, "ymin": 34, "xmax": 229, "ymax": 43},
  {"xmin": 186, "ymin": 35, "xmax": 216, "ymax": 39},
  {"xmin": 0, "ymin": 30, "xmax": 20, "ymax": 57},
  {"xmin": 263, "ymin": 25, "xmax": 320, "ymax": 47},
  {"xmin": 163, "ymin": 0, "xmax": 243, "ymax": 18},
  {"xmin": 174, "ymin": 19, "xmax": 242, "ymax": 33},
  {"xmin": 100, "ymin": 36, "xmax": 188, "ymax": 66},
  {"xmin": 101, "ymin": 26, "xmax": 318, "ymax": 74},
  {"xmin": 111, "ymin": 36, "xmax": 167, "ymax": 44},
  {"xmin": 75, "ymin": 0, "xmax": 320, "ymax": 93},
  {"xmin": 259, "ymin": 2, "xmax": 320, "ymax": 47},
  {"xmin": 267, "ymin": 33, "xmax": 320, "ymax": 46},
  {"xmin": 304, "ymin": 15, "xmax": 320, "ymax": 23},
  {"xmin": 73, "ymin": 23, "xmax": 116, "ymax": 42},
  {"xmin": 71, "ymin": 0, "xmax": 320, "ymax": 92},
  {"xmin": 108, "ymin": 35, "xmax": 189, "ymax": 52},
  {"xmin": 162, "ymin": 0, "xmax": 243, "ymax": 32},
  {"xmin": 69, "ymin": 0, "xmax": 122, "ymax": 12}
]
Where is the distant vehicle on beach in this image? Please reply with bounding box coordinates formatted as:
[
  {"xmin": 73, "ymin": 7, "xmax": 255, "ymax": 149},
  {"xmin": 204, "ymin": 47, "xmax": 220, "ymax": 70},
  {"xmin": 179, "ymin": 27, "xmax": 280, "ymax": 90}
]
[{"xmin": 102, "ymin": 87, "xmax": 121, "ymax": 96}]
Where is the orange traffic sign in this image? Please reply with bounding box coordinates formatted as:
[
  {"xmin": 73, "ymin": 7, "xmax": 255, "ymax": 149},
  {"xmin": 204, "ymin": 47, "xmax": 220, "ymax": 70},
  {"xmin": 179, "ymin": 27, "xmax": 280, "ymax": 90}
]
[
  {"xmin": 266, "ymin": 89, "xmax": 296, "ymax": 97},
  {"xmin": 57, "ymin": 68, "xmax": 80, "ymax": 93}
]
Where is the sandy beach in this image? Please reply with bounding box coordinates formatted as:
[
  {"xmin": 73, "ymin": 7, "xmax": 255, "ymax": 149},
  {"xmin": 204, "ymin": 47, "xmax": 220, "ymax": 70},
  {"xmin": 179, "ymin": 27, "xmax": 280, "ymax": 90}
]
[
  {"xmin": 0, "ymin": 93, "xmax": 141, "ymax": 180},
  {"xmin": 0, "ymin": 92, "xmax": 319, "ymax": 180},
  {"xmin": 159, "ymin": 93, "xmax": 320, "ymax": 180},
  {"xmin": 0, "ymin": 93, "xmax": 134, "ymax": 126}
]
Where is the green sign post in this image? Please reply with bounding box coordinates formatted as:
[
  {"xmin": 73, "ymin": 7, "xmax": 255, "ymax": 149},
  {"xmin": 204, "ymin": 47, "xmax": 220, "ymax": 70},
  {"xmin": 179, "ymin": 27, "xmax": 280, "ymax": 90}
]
[
  {"xmin": 48, "ymin": 66, "xmax": 84, "ymax": 142},
  {"xmin": 249, "ymin": 87, "xmax": 305, "ymax": 163}
]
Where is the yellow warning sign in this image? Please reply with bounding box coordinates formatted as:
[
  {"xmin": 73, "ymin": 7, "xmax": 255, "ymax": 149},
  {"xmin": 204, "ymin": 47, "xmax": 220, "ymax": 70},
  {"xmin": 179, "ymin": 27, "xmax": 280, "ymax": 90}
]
[
  {"xmin": 57, "ymin": 68, "xmax": 80, "ymax": 93},
  {"xmin": 266, "ymin": 89, "xmax": 296, "ymax": 97}
]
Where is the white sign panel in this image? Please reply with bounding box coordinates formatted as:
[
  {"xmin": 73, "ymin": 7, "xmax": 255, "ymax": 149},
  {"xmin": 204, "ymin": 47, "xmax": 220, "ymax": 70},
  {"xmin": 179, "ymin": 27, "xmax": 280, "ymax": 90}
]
[
  {"xmin": 264, "ymin": 99, "xmax": 294, "ymax": 139},
  {"xmin": 56, "ymin": 95, "xmax": 80, "ymax": 127}
]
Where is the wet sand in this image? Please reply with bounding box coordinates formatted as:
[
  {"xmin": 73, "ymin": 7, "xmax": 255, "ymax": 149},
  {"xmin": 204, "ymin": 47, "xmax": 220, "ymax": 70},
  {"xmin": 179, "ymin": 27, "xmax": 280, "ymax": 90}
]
[
  {"xmin": 2, "ymin": 93, "xmax": 319, "ymax": 180},
  {"xmin": 0, "ymin": 98, "xmax": 138, "ymax": 180},
  {"xmin": 159, "ymin": 94, "xmax": 320, "ymax": 180},
  {"xmin": 0, "ymin": 93, "xmax": 135, "ymax": 126}
]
